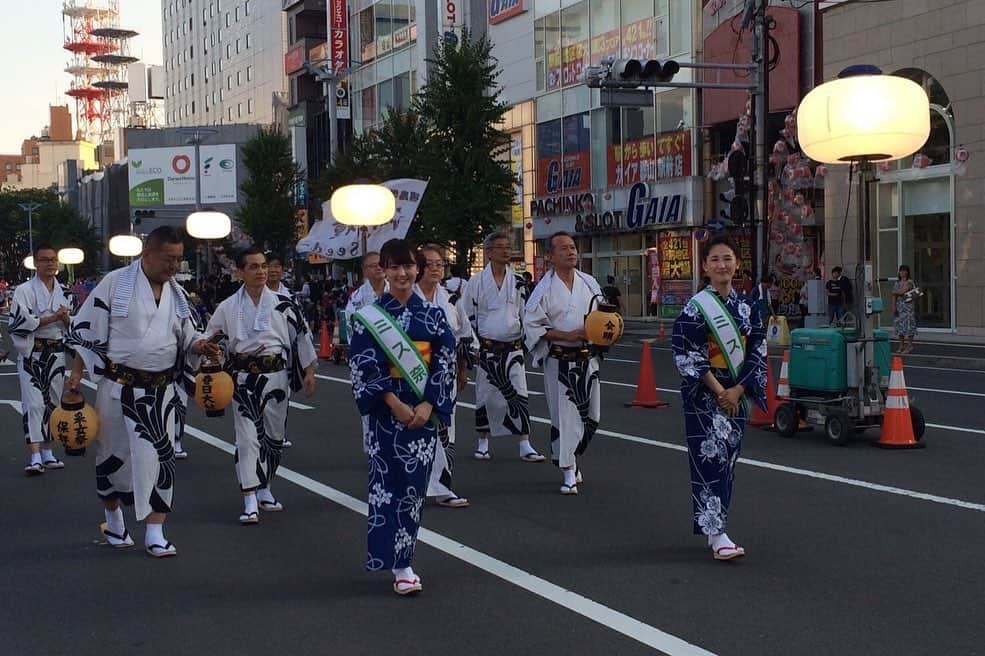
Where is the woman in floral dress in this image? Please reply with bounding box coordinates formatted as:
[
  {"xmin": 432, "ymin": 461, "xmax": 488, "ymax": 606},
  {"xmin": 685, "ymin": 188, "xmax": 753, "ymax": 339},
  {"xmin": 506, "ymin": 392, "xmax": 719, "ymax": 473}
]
[
  {"xmin": 349, "ymin": 239, "xmax": 457, "ymax": 595},
  {"xmin": 672, "ymin": 235, "xmax": 767, "ymax": 560},
  {"xmin": 892, "ymin": 264, "xmax": 918, "ymax": 353}
]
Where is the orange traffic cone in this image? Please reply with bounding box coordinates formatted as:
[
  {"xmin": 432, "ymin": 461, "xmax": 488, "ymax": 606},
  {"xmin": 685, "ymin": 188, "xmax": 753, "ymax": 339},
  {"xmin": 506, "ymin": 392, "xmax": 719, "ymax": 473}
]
[
  {"xmin": 318, "ymin": 320, "xmax": 333, "ymax": 359},
  {"xmin": 875, "ymin": 356, "xmax": 925, "ymax": 449},
  {"xmin": 624, "ymin": 340, "xmax": 670, "ymax": 408},
  {"xmin": 776, "ymin": 350, "xmax": 791, "ymax": 398},
  {"xmin": 749, "ymin": 359, "xmax": 779, "ymax": 427}
]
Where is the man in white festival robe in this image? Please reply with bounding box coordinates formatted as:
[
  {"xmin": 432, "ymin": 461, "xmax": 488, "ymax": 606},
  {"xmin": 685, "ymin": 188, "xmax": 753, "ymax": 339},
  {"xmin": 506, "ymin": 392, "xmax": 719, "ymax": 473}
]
[
  {"xmin": 461, "ymin": 232, "xmax": 544, "ymax": 463},
  {"xmin": 8, "ymin": 245, "xmax": 72, "ymax": 475},
  {"xmin": 344, "ymin": 251, "xmax": 387, "ymax": 452},
  {"xmin": 206, "ymin": 249, "xmax": 317, "ymax": 524},
  {"xmin": 523, "ymin": 231, "xmax": 603, "ymax": 495},
  {"xmin": 67, "ymin": 227, "xmax": 218, "ymax": 557},
  {"xmin": 265, "ymin": 251, "xmax": 303, "ymax": 449}
]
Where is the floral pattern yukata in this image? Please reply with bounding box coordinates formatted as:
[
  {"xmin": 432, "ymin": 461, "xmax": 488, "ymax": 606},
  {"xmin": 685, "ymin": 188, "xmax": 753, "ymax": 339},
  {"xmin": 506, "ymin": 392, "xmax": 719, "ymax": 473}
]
[
  {"xmin": 672, "ymin": 287, "xmax": 767, "ymax": 536},
  {"xmin": 349, "ymin": 293, "xmax": 457, "ymax": 571}
]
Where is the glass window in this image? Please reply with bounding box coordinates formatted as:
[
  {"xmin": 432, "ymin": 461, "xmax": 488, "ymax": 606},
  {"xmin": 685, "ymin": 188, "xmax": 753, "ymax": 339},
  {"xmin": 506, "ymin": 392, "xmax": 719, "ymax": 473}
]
[
  {"xmin": 393, "ymin": 72, "xmax": 411, "ymax": 110},
  {"xmin": 247, "ymin": 65, "xmax": 253, "ymax": 81},
  {"xmin": 590, "ymin": 0, "xmax": 620, "ymax": 66},
  {"xmin": 236, "ymin": 38, "xmax": 241, "ymax": 53},
  {"xmin": 246, "ymin": 33, "xmax": 251, "ymax": 49},
  {"xmin": 902, "ymin": 178, "xmax": 951, "ymax": 328},
  {"xmin": 536, "ymin": 119, "xmax": 561, "ymax": 196},
  {"xmin": 247, "ymin": 98, "xmax": 253, "ymax": 114},
  {"xmin": 376, "ymin": 0, "xmax": 394, "ymax": 57},
  {"xmin": 245, "ymin": 0, "xmax": 250, "ymax": 15},
  {"xmin": 534, "ymin": 13, "xmax": 561, "ymax": 93},
  {"xmin": 621, "ymin": 0, "xmax": 655, "ymax": 60},
  {"xmin": 392, "ymin": 0, "xmax": 413, "ymax": 50},
  {"xmin": 237, "ymin": 70, "xmax": 242, "ymax": 85},
  {"xmin": 358, "ymin": 7, "xmax": 376, "ymax": 64},
  {"xmin": 561, "ymin": 2, "xmax": 589, "ymax": 89},
  {"xmin": 361, "ymin": 86, "xmax": 376, "ymax": 131}
]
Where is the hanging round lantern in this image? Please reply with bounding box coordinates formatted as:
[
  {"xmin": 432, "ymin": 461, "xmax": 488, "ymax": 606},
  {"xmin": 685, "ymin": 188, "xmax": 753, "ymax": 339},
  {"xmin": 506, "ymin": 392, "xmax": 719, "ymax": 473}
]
[
  {"xmin": 50, "ymin": 389, "xmax": 99, "ymax": 451},
  {"xmin": 584, "ymin": 296, "xmax": 624, "ymax": 347},
  {"xmin": 912, "ymin": 153, "xmax": 931, "ymax": 169},
  {"xmin": 955, "ymin": 145, "xmax": 969, "ymax": 162},
  {"xmin": 800, "ymin": 205, "xmax": 814, "ymax": 219},
  {"xmin": 194, "ymin": 358, "xmax": 234, "ymax": 417}
]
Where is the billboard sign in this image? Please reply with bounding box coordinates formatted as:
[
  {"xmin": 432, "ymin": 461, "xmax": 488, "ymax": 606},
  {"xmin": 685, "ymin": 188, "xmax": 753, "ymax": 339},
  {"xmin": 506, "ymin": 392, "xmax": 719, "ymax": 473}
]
[
  {"xmin": 285, "ymin": 46, "xmax": 305, "ymax": 75},
  {"xmin": 329, "ymin": 0, "xmax": 349, "ymax": 74},
  {"xmin": 128, "ymin": 146, "xmax": 237, "ymax": 206},
  {"xmin": 489, "ymin": 0, "xmax": 523, "ymax": 24}
]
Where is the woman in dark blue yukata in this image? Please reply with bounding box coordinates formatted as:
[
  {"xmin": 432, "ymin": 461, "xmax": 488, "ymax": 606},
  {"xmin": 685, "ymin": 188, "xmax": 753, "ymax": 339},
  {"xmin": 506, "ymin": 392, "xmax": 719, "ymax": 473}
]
[
  {"xmin": 672, "ymin": 234, "xmax": 767, "ymax": 561},
  {"xmin": 348, "ymin": 239, "xmax": 457, "ymax": 595}
]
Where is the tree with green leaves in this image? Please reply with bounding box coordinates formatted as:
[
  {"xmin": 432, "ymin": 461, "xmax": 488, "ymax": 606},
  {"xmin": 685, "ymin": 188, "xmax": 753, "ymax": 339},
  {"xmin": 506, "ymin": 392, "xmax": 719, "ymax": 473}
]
[
  {"xmin": 413, "ymin": 30, "xmax": 515, "ymax": 264},
  {"xmin": 312, "ymin": 30, "xmax": 515, "ymax": 265},
  {"xmin": 0, "ymin": 187, "xmax": 102, "ymax": 279},
  {"xmin": 236, "ymin": 126, "xmax": 303, "ymax": 254}
]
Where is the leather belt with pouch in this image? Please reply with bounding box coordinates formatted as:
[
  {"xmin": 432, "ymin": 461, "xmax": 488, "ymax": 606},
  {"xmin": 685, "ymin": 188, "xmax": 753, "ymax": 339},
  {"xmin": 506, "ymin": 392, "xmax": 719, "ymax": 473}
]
[
  {"xmin": 479, "ymin": 338, "xmax": 523, "ymax": 354},
  {"xmin": 232, "ymin": 353, "xmax": 285, "ymax": 374},
  {"xmin": 548, "ymin": 344, "xmax": 594, "ymax": 362},
  {"xmin": 33, "ymin": 337, "xmax": 65, "ymax": 354},
  {"xmin": 106, "ymin": 362, "xmax": 176, "ymax": 389}
]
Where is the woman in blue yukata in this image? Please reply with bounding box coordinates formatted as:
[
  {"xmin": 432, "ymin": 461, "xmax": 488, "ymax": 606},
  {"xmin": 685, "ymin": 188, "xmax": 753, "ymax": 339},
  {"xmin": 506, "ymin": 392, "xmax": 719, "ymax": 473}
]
[
  {"xmin": 672, "ymin": 234, "xmax": 767, "ymax": 561},
  {"xmin": 348, "ymin": 238, "xmax": 457, "ymax": 595}
]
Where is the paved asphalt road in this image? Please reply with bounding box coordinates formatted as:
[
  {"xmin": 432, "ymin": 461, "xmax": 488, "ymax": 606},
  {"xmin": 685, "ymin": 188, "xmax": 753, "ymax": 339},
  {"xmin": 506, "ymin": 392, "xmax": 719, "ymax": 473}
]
[{"xmin": 1, "ymin": 341, "xmax": 982, "ymax": 656}]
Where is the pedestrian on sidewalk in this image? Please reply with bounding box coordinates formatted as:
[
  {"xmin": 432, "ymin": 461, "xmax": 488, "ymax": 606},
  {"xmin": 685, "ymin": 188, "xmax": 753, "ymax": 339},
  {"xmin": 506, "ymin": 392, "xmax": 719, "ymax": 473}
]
[
  {"xmin": 66, "ymin": 227, "xmax": 220, "ymax": 558},
  {"xmin": 9, "ymin": 245, "xmax": 72, "ymax": 475},
  {"xmin": 892, "ymin": 264, "xmax": 919, "ymax": 353},
  {"xmin": 672, "ymin": 234, "xmax": 767, "ymax": 561},
  {"xmin": 205, "ymin": 249, "xmax": 317, "ymax": 525},
  {"xmin": 826, "ymin": 267, "xmax": 852, "ymax": 324},
  {"xmin": 461, "ymin": 231, "xmax": 543, "ymax": 464},
  {"xmin": 348, "ymin": 239, "xmax": 457, "ymax": 595}
]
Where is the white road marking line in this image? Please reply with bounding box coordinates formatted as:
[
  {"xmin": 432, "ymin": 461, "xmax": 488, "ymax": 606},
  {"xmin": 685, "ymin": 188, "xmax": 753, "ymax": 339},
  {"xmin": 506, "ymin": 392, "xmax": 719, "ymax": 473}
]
[
  {"xmin": 909, "ymin": 386, "xmax": 985, "ymax": 398},
  {"xmin": 905, "ymin": 364, "xmax": 985, "ymax": 374},
  {"xmin": 314, "ymin": 374, "xmax": 985, "ymax": 513},
  {"xmin": 465, "ymin": 380, "xmax": 543, "ymax": 396},
  {"xmin": 0, "ymin": 372, "xmax": 20, "ymax": 377},
  {"xmin": 526, "ymin": 370, "xmax": 676, "ymax": 393},
  {"xmin": 926, "ymin": 423, "xmax": 985, "ymax": 436},
  {"xmin": 0, "ymin": 399, "xmax": 23, "ymax": 413},
  {"xmin": 182, "ymin": 422, "xmax": 717, "ymax": 656},
  {"xmin": 289, "ymin": 401, "xmax": 315, "ymax": 410}
]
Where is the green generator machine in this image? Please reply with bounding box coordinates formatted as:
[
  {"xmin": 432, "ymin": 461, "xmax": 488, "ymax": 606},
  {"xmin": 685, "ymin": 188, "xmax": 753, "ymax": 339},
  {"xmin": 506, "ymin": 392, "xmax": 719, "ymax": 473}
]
[{"xmin": 773, "ymin": 327, "xmax": 925, "ymax": 445}]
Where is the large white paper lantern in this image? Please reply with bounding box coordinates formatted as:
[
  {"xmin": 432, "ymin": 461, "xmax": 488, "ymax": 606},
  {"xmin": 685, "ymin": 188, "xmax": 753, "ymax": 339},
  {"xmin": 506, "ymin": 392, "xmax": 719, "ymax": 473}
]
[
  {"xmin": 109, "ymin": 234, "xmax": 143, "ymax": 257},
  {"xmin": 330, "ymin": 184, "xmax": 396, "ymax": 226},
  {"xmin": 23, "ymin": 256, "xmax": 35, "ymax": 270},
  {"xmin": 798, "ymin": 67, "xmax": 930, "ymax": 163},
  {"xmin": 57, "ymin": 248, "xmax": 85, "ymax": 265}
]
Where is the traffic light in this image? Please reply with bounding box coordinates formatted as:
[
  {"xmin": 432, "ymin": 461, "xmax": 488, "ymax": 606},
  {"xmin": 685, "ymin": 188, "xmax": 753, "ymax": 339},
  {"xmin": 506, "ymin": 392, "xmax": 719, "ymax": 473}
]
[
  {"xmin": 720, "ymin": 148, "xmax": 749, "ymax": 226},
  {"xmin": 610, "ymin": 58, "xmax": 680, "ymax": 87},
  {"xmin": 133, "ymin": 209, "xmax": 156, "ymax": 225},
  {"xmin": 585, "ymin": 58, "xmax": 680, "ymax": 88}
]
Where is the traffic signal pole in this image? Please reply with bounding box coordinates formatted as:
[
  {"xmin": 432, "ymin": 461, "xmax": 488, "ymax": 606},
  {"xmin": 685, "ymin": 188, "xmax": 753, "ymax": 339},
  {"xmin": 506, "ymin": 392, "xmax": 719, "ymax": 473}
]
[{"xmin": 750, "ymin": 0, "xmax": 770, "ymax": 281}]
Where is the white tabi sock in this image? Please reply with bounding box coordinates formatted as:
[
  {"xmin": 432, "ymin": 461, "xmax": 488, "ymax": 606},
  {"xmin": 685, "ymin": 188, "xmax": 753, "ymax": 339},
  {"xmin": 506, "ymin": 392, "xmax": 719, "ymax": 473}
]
[
  {"xmin": 30, "ymin": 452, "xmax": 42, "ymax": 466},
  {"xmin": 256, "ymin": 488, "xmax": 275, "ymax": 504},
  {"xmin": 562, "ymin": 469, "xmax": 577, "ymax": 487},
  {"xmin": 517, "ymin": 439, "xmax": 537, "ymax": 457},
  {"xmin": 392, "ymin": 567, "xmax": 416, "ymax": 581},
  {"xmin": 40, "ymin": 448, "xmax": 55, "ymax": 462},
  {"xmin": 243, "ymin": 493, "xmax": 258, "ymax": 515},
  {"xmin": 145, "ymin": 523, "xmax": 165, "ymax": 547},
  {"xmin": 175, "ymin": 440, "xmax": 183, "ymax": 452},
  {"xmin": 477, "ymin": 437, "xmax": 489, "ymax": 454},
  {"xmin": 709, "ymin": 533, "xmax": 735, "ymax": 550},
  {"xmin": 104, "ymin": 507, "xmax": 125, "ymax": 536}
]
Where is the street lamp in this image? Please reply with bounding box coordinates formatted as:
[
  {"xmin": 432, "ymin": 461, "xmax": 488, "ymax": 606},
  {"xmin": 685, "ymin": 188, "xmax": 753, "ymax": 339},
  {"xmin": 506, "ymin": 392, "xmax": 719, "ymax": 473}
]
[
  {"xmin": 109, "ymin": 234, "xmax": 143, "ymax": 258},
  {"xmin": 17, "ymin": 202, "xmax": 41, "ymax": 257},
  {"xmin": 58, "ymin": 247, "xmax": 85, "ymax": 284},
  {"xmin": 797, "ymin": 65, "xmax": 929, "ymax": 444},
  {"xmin": 186, "ymin": 210, "xmax": 232, "ymax": 239},
  {"xmin": 330, "ymin": 183, "xmax": 396, "ymax": 255}
]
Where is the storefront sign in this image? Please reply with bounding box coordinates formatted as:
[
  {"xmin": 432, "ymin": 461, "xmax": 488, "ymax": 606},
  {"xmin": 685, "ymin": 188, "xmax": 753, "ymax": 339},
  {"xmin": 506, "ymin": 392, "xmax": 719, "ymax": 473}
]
[
  {"xmin": 309, "ymin": 42, "xmax": 328, "ymax": 64},
  {"xmin": 608, "ymin": 130, "xmax": 691, "ymax": 187},
  {"xmin": 625, "ymin": 182, "xmax": 684, "ymax": 228},
  {"xmin": 489, "ymin": 0, "xmax": 523, "ymax": 24},
  {"xmin": 537, "ymin": 151, "xmax": 591, "ymax": 196},
  {"xmin": 284, "ymin": 46, "xmax": 305, "ymax": 75},
  {"xmin": 575, "ymin": 210, "xmax": 623, "ymax": 233},
  {"xmin": 562, "ymin": 40, "xmax": 588, "ymax": 88},
  {"xmin": 658, "ymin": 230, "xmax": 694, "ymax": 318},
  {"xmin": 530, "ymin": 192, "xmax": 595, "ymax": 217},
  {"xmin": 590, "ymin": 28, "xmax": 620, "ymax": 65},
  {"xmin": 621, "ymin": 17, "xmax": 656, "ymax": 61},
  {"xmin": 546, "ymin": 49, "xmax": 561, "ymax": 91},
  {"xmin": 647, "ymin": 248, "xmax": 661, "ymax": 305},
  {"xmin": 330, "ymin": 0, "xmax": 349, "ymax": 74},
  {"xmin": 336, "ymin": 79, "xmax": 351, "ymax": 120}
]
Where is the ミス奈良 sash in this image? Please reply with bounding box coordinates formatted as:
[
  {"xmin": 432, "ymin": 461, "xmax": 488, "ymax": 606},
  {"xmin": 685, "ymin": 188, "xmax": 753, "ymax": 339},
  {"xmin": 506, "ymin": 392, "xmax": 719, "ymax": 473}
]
[{"xmin": 691, "ymin": 289, "xmax": 746, "ymax": 383}]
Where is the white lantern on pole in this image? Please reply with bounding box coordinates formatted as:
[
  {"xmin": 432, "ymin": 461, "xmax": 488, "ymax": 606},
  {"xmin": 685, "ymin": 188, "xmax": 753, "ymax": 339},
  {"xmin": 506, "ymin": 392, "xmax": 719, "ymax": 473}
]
[
  {"xmin": 109, "ymin": 234, "xmax": 143, "ymax": 257},
  {"xmin": 186, "ymin": 210, "xmax": 232, "ymax": 239},
  {"xmin": 23, "ymin": 256, "xmax": 35, "ymax": 270},
  {"xmin": 331, "ymin": 184, "xmax": 396, "ymax": 227},
  {"xmin": 57, "ymin": 248, "xmax": 85, "ymax": 265},
  {"xmin": 797, "ymin": 66, "xmax": 930, "ymax": 164}
]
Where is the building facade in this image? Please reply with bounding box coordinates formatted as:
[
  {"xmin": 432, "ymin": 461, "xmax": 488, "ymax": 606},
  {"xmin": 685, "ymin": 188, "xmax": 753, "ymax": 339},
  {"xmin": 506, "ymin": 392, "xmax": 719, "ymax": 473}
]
[
  {"xmin": 819, "ymin": 0, "xmax": 985, "ymax": 337},
  {"xmin": 162, "ymin": 0, "xmax": 289, "ymax": 128}
]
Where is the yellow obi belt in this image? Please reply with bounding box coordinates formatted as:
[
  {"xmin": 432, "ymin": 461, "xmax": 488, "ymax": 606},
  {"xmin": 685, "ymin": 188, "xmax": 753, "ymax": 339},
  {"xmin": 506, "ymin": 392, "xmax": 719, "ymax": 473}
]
[
  {"xmin": 708, "ymin": 336, "xmax": 746, "ymax": 369},
  {"xmin": 389, "ymin": 341, "xmax": 432, "ymax": 378}
]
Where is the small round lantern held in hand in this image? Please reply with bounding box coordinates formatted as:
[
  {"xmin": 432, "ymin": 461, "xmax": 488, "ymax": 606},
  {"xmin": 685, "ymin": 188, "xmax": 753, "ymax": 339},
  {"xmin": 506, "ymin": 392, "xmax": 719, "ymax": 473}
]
[
  {"xmin": 50, "ymin": 389, "xmax": 100, "ymax": 450},
  {"xmin": 194, "ymin": 357, "xmax": 234, "ymax": 417},
  {"xmin": 584, "ymin": 295, "xmax": 624, "ymax": 346}
]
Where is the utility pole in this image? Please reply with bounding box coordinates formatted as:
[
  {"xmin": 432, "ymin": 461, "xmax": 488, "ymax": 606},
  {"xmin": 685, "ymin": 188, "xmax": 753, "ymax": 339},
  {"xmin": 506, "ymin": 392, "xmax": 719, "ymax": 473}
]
[
  {"xmin": 18, "ymin": 202, "xmax": 42, "ymax": 257},
  {"xmin": 305, "ymin": 61, "xmax": 340, "ymax": 166},
  {"xmin": 746, "ymin": 0, "xmax": 771, "ymax": 281},
  {"xmin": 178, "ymin": 127, "xmax": 218, "ymax": 280}
]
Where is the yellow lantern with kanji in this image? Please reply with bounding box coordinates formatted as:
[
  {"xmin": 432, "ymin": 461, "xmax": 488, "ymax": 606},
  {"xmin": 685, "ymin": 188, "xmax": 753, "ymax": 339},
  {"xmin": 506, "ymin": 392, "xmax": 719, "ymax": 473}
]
[
  {"xmin": 50, "ymin": 389, "xmax": 100, "ymax": 450},
  {"xmin": 194, "ymin": 359, "xmax": 234, "ymax": 417},
  {"xmin": 584, "ymin": 296, "xmax": 624, "ymax": 346}
]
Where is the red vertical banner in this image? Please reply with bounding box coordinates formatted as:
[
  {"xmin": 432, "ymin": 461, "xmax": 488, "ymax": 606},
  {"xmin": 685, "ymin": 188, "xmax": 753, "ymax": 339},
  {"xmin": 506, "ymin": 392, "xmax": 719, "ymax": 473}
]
[
  {"xmin": 330, "ymin": 0, "xmax": 349, "ymax": 74},
  {"xmin": 647, "ymin": 247, "xmax": 661, "ymax": 306}
]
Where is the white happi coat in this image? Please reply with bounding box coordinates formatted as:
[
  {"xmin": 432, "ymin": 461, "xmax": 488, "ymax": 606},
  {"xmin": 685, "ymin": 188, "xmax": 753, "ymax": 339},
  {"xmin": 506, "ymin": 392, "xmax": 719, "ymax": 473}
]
[
  {"xmin": 415, "ymin": 283, "xmax": 474, "ymax": 498},
  {"xmin": 207, "ymin": 286, "xmax": 317, "ymax": 491},
  {"xmin": 461, "ymin": 264, "xmax": 531, "ymax": 438},
  {"xmin": 8, "ymin": 277, "xmax": 71, "ymax": 444},
  {"xmin": 68, "ymin": 260, "xmax": 203, "ymax": 520},
  {"xmin": 524, "ymin": 270, "xmax": 603, "ymax": 469}
]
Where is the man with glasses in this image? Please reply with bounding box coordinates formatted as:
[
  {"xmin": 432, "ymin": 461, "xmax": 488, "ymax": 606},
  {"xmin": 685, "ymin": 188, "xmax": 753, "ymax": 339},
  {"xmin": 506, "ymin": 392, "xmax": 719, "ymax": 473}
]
[
  {"xmin": 67, "ymin": 227, "xmax": 220, "ymax": 558},
  {"xmin": 461, "ymin": 232, "xmax": 544, "ymax": 463},
  {"xmin": 8, "ymin": 245, "xmax": 73, "ymax": 475}
]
